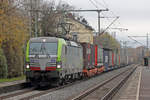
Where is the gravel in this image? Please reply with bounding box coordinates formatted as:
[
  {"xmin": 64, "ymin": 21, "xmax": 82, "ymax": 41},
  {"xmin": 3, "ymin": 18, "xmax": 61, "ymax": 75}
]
[
  {"xmin": 32, "ymin": 65, "xmax": 135, "ymax": 100},
  {"xmin": 2, "ymin": 65, "xmax": 135, "ymax": 100}
]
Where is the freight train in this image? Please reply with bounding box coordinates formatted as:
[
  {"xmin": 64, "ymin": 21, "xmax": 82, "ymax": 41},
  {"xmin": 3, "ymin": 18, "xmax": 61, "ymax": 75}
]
[{"xmin": 25, "ymin": 37, "xmax": 131, "ymax": 86}]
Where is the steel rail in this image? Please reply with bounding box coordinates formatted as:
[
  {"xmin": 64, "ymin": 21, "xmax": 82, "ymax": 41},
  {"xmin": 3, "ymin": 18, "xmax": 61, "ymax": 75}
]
[
  {"xmin": 0, "ymin": 88, "xmax": 35, "ymax": 100},
  {"xmin": 71, "ymin": 65, "xmax": 138, "ymax": 100},
  {"xmin": 101, "ymin": 67, "xmax": 137, "ymax": 100},
  {"xmin": 20, "ymin": 79, "xmax": 89, "ymax": 100},
  {"xmin": 0, "ymin": 68, "xmax": 105, "ymax": 100}
]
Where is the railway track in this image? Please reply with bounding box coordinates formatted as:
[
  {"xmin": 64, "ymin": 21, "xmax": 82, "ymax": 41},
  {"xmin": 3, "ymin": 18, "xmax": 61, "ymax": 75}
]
[
  {"xmin": 0, "ymin": 88, "xmax": 34, "ymax": 100},
  {"xmin": 0, "ymin": 74, "xmax": 93, "ymax": 100},
  {"xmin": 70, "ymin": 65, "xmax": 137, "ymax": 100},
  {"xmin": 19, "ymin": 80, "xmax": 85, "ymax": 100},
  {"xmin": 0, "ymin": 65, "xmax": 136, "ymax": 100}
]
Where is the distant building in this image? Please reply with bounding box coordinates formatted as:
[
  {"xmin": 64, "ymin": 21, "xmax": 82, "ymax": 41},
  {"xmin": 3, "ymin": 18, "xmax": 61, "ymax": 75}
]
[
  {"xmin": 65, "ymin": 14, "xmax": 94, "ymax": 44},
  {"xmin": 135, "ymin": 46, "xmax": 147, "ymax": 63},
  {"xmin": 127, "ymin": 48, "xmax": 137, "ymax": 63},
  {"xmin": 44, "ymin": 12, "xmax": 94, "ymax": 44}
]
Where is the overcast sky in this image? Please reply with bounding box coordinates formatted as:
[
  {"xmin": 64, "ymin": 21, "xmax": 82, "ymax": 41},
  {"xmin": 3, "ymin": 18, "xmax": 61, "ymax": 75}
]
[{"xmin": 55, "ymin": 0, "xmax": 150, "ymax": 47}]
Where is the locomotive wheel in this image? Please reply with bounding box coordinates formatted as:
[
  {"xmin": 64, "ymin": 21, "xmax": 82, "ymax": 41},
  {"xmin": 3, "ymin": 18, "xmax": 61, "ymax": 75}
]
[
  {"xmin": 55, "ymin": 78, "xmax": 62, "ymax": 86},
  {"xmin": 75, "ymin": 73, "xmax": 79, "ymax": 80},
  {"xmin": 52, "ymin": 78, "xmax": 64, "ymax": 87},
  {"xmin": 71, "ymin": 74, "xmax": 76, "ymax": 82},
  {"xmin": 58, "ymin": 78, "xmax": 64, "ymax": 86},
  {"xmin": 78, "ymin": 73, "xmax": 82, "ymax": 80}
]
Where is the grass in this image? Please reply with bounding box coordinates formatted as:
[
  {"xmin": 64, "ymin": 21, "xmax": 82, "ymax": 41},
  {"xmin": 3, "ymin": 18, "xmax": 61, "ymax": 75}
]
[{"xmin": 0, "ymin": 75, "xmax": 25, "ymax": 83}]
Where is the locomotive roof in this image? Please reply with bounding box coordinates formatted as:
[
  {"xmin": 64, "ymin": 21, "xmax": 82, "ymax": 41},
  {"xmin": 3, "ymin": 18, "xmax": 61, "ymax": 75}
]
[
  {"xmin": 29, "ymin": 37, "xmax": 61, "ymax": 42},
  {"xmin": 29, "ymin": 37, "xmax": 82, "ymax": 48}
]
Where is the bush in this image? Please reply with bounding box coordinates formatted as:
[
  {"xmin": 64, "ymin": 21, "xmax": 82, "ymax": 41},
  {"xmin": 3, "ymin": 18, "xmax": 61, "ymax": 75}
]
[
  {"xmin": 2, "ymin": 40, "xmax": 24, "ymax": 78},
  {"xmin": 0, "ymin": 48, "xmax": 8, "ymax": 78}
]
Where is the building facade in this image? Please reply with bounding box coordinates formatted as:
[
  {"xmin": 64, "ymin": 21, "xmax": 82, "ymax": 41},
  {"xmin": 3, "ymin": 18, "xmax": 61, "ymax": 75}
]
[{"xmin": 65, "ymin": 15, "xmax": 94, "ymax": 44}]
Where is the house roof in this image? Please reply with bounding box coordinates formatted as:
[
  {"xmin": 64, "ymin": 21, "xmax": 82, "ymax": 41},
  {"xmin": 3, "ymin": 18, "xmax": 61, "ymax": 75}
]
[{"xmin": 66, "ymin": 13, "xmax": 94, "ymax": 31}]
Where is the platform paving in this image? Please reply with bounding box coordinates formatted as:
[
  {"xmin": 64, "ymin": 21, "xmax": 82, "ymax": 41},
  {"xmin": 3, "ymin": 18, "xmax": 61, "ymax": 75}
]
[
  {"xmin": 112, "ymin": 65, "xmax": 150, "ymax": 100},
  {"xmin": 112, "ymin": 65, "xmax": 141, "ymax": 100},
  {"xmin": 139, "ymin": 66, "xmax": 150, "ymax": 100}
]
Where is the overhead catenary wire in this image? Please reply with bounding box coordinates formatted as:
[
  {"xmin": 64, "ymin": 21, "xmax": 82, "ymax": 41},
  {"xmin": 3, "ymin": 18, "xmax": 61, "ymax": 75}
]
[
  {"xmin": 91, "ymin": 0, "xmax": 117, "ymax": 17},
  {"xmin": 98, "ymin": 0, "xmax": 121, "ymax": 28},
  {"xmin": 88, "ymin": 0, "xmax": 114, "ymax": 32},
  {"xmin": 93, "ymin": 0, "xmax": 107, "ymax": 9},
  {"xmin": 102, "ymin": 0, "xmax": 109, "ymax": 8},
  {"xmin": 89, "ymin": 0, "xmax": 119, "ymax": 31},
  {"xmin": 68, "ymin": 0, "xmax": 120, "ymax": 36},
  {"xmin": 100, "ymin": 16, "xmax": 119, "ymax": 34},
  {"xmin": 88, "ymin": 0, "xmax": 130, "ymax": 46},
  {"xmin": 128, "ymin": 36, "xmax": 145, "ymax": 47},
  {"xmin": 94, "ymin": 0, "xmax": 123, "ymax": 38},
  {"xmin": 88, "ymin": 0, "xmax": 99, "ymax": 9}
]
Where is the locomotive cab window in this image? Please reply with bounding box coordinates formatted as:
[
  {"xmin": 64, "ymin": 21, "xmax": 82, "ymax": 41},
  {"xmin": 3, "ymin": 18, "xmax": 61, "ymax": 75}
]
[{"xmin": 29, "ymin": 42, "xmax": 57, "ymax": 55}]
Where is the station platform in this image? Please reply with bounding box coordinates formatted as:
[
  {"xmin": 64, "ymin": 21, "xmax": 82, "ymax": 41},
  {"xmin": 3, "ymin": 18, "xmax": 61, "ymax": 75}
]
[
  {"xmin": 112, "ymin": 65, "xmax": 150, "ymax": 100},
  {"xmin": 139, "ymin": 66, "xmax": 150, "ymax": 100}
]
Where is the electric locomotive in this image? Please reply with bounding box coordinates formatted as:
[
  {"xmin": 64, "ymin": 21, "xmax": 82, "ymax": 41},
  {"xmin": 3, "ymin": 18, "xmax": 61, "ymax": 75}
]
[{"xmin": 25, "ymin": 37, "xmax": 83, "ymax": 86}]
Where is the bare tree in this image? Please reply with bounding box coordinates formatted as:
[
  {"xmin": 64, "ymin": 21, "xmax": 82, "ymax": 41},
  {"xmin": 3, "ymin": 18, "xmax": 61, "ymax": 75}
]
[
  {"xmin": 40, "ymin": 1, "xmax": 57, "ymax": 36},
  {"xmin": 14, "ymin": 0, "xmax": 74, "ymax": 37},
  {"xmin": 40, "ymin": 0, "xmax": 74, "ymax": 37}
]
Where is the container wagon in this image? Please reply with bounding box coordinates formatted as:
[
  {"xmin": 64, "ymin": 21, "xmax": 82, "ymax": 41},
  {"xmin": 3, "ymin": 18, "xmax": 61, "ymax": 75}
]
[
  {"xmin": 94, "ymin": 44, "xmax": 104, "ymax": 74},
  {"xmin": 81, "ymin": 43, "xmax": 96, "ymax": 77}
]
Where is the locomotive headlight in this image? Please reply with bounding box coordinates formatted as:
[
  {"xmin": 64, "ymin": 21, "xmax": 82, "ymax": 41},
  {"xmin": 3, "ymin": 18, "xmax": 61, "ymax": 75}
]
[
  {"xmin": 26, "ymin": 64, "xmax": 30, "ymax": 69},
  {"xmin": 57, "ymin": 65, "xmax": 61, "ymax": 68},
  {"xmin": 57, "ymin": 62, "xmax": 62, "ymax": 68}
]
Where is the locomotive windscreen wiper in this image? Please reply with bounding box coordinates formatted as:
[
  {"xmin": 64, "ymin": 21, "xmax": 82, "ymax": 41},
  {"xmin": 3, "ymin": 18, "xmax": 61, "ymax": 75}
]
[
  {"xmin": 39, "ymin": 43, "xmax": 51, "ymax": 58},
  {"xmin": 40, "ymin": 43, "xmax": 47, "ymax": 55}
]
